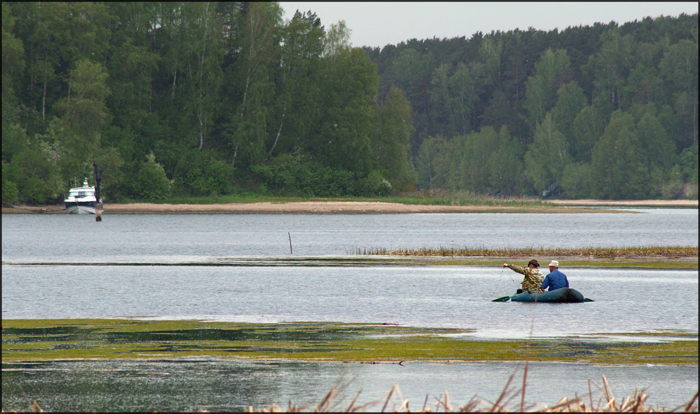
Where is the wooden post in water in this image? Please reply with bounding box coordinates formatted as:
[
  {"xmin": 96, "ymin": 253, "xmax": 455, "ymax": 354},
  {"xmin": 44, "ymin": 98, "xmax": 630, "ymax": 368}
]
[{"xmin": 288, "ymin": 232, "xmax": 293, "ymax": 255}]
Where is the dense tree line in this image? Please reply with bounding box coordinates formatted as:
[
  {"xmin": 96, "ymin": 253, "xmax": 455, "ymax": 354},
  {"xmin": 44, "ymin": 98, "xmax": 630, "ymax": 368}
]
[
  {"xmin": 1, "ymin": 3, "xmax": 697, "ymax": 204},
  {"xmin": 364, "ymin": 13, "xmax": 698, "ymax": 199}
]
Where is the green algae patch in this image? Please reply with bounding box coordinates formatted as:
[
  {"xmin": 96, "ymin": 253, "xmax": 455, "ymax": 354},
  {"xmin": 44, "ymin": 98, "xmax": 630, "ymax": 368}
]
[{"xmin": 2, "ymin": 319, "xmax": 696, "ymax": 365}]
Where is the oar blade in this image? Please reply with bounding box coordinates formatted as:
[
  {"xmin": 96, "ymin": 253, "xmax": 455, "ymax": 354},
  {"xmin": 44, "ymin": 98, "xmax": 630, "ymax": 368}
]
[{"xmin": 492, "ymin": 296, "xmax": 512, "ymax": 302}]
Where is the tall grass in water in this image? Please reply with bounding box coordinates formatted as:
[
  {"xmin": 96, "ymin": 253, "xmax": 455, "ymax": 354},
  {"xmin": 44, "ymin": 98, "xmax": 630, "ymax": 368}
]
[
  {"xmin": 244, "ymin": 369, "xmax": 699, "ymax": 412},
  {"xmin": 358, "ymin": 246, "xmax": 699, "ymax": 259}
]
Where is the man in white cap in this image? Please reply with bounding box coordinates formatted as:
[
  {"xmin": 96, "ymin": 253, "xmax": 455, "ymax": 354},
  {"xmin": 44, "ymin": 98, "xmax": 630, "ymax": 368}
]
[{"xmin": 540, "ymin": 260, "xmax": 569, "ymax": 291}]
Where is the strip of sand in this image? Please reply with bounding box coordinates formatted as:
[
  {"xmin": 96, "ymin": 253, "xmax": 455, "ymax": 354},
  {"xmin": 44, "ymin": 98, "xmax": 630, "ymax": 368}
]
[{"xmin": 3, "ymin": 199, "xmax": 696, "ymax": 214}]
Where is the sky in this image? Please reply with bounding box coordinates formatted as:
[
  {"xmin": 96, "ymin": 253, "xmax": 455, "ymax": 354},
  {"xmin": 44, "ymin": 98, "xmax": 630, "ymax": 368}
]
[{"xmin": 279, "ymin": 2, "xmax": 699, "ymax": 49}]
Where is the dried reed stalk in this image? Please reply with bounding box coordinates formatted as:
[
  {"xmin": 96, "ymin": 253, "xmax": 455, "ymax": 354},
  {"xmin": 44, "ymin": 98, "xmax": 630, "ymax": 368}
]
[{"xmin": 240, "ymin": 372, "xmax": 697, "ymax": 413}]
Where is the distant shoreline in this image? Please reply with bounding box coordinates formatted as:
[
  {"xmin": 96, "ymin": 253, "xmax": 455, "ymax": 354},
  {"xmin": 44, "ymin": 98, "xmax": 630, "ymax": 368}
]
[{"xmin": 2, "ymin": 199, "xmax": 697, "ymax": 214}]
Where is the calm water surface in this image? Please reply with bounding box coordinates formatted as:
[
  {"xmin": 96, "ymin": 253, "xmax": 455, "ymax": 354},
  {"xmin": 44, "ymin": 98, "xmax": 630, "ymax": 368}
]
[
  {"xmin": 2, "ymin": 209, "xmax": 698, "ymax": 261},
  {"xmin": 3, "ymin": 360, "xmax": 697, "ymax": 412},
  {"xmin": 2, "ymin": 265, "xmax": 698, "ymax": 338},
  {"xmin": 2, "ymin": 211, "xmax": 698, "ymax": 411}
]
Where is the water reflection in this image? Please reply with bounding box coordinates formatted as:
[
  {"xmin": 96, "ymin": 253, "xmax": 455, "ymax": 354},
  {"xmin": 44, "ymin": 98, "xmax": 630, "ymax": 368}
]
[{"xmin": 2, "ymin": 359, "xmax": 697, "ymax": 412}]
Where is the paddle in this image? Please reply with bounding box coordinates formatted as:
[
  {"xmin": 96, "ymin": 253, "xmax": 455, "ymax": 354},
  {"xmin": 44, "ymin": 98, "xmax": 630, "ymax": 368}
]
[{"xmin": 492, "ymin": 294, "xmax": 517, "ymax": 302}]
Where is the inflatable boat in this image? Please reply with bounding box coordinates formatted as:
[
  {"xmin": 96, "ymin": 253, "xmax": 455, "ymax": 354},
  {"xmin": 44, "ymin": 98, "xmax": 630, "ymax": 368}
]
[{"xmin": 493, "ymin": 288, "xmax": 591, "ymax": 303}]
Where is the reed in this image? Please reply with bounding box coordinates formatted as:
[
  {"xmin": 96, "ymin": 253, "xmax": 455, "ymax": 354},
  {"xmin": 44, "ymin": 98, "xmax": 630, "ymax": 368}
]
[
  {"xmin": 359, "ymin": 245, "xmax": 699, "ymax": 259},
  {"xmin": 243, "ymin": 372, "xmax": 699, "ymax": 413},
  {"xmin": 5, "ymin": 370, "xmax": 696, "ymax": 413}
]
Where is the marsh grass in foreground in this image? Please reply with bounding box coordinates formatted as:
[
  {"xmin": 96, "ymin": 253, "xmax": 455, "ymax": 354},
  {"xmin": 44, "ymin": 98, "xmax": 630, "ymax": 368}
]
[{"xmin": 242, "ymin": 370, "xmax": 699, "ymax": 412}]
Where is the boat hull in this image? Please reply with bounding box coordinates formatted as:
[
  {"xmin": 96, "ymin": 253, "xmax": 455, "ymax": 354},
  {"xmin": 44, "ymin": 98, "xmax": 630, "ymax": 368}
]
[
  {"xmin": 510, "ymin": 288, "xmax": 585, "ymax": 303},
  {"xmin": 65, "ymin": 201, "xmax": 97, "ymax": 215}
]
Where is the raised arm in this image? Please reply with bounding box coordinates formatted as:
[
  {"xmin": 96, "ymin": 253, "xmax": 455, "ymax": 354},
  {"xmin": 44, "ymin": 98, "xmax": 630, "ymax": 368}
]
[{"xmin": 504, "ymin": 264, "xmax": 527, "ymax": 275}]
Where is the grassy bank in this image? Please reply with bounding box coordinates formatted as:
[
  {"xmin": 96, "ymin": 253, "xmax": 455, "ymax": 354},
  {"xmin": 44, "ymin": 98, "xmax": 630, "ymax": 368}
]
[
  {"xmin": 2, "ymin": 319, "xmax": 697, "ymax": 365},
  {"xmin": 117, "ymin": 192, "xmax": 554, "ymax": 207}
]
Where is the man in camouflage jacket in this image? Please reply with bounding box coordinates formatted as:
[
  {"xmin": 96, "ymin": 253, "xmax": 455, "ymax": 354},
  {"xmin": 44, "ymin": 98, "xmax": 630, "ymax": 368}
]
[{"xmin": 502, "ymin": 259, "xmax": 545, "ymax": 293}]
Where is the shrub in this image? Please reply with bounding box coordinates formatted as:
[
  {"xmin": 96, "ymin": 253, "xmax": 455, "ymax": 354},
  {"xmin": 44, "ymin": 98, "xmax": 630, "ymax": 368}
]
[
  {"xmin": 173, "ymin": 151, "xmax": 234, "ymax": 197},
  {"xmin": 2, "ymin": 179, "xmax": 19, "ymax": 204},
  {"xmin": 361, "ymin": 170, "xmax": 392, "ymax": 196},
  {"xmin": 131, "ymin": 153, "xmax": 171, "ymax": 201}
]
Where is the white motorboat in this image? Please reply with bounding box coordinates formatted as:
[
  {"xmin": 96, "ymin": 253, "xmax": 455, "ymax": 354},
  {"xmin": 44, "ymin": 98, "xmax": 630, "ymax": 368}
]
[{"xmin": 64, "ymin": 178, "xmax": 100, "ymax": 214}]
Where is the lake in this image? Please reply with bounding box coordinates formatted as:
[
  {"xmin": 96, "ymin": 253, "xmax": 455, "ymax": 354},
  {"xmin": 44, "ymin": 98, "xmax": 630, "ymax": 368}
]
[
  {"xmin": 2, "ymin": 209, "xmax": 698, "ymax": 261},
  {"xmin": 2, "ymin": 209, "xmax": 698, "ymax": 411}
]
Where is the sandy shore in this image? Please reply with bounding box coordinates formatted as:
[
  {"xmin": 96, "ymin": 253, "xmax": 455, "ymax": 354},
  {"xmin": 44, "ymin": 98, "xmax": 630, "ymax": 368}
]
[{"xmin": 2, "ymin": 199, "xmax": 696, "ymax": 214}]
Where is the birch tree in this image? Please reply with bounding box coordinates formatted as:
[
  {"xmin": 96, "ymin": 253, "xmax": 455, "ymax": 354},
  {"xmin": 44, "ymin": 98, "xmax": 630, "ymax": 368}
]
[{"xmin": 230, "ymin": 2, "xmax": 282, "ymax": 168}]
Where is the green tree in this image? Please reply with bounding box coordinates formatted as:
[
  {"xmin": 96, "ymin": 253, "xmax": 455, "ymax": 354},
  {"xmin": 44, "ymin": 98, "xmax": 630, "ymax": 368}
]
[
  {"xmin": 179, "ymin": 2, "xmax": 223, "ymax": 150},
  {"xmin": 571, "ymin": 105, "xmax": 606, "ymax": 163},
  {"xmin": 323, "ymin": 19, "xmax": 351, "ymax": 57},
  {"xmin": 130, "ymin": 152, "xmax": 171, "ymax": 201},
  {"xmin": 19, "ymin": 2, "xmax": 65, "ymax": 124},
  {"xmin": 311, "ymin": 47, "xmax": 379, "ymax": 175},
  {"xmin": 587, "ymin": 28, "xmax": 635, "ymax": 115},
  {"xmin": 524, "ymin": 112, "xmax": 570, "ymax": 194},
  {"xmin": 3, "ymin": 128, "xmax": 65, "ymax": 205},
  {"xmin": 659, "ymin": 39, "xmax": 698, "ymax": 149},
  {"xmin": 93, "ymin": 147, "xmax": 125, "ymax": 202},
  {"xmin": 52, "ymin": 59, "xmax": 111, "ymax": 181},
  {"xmin": 54, "ymin": 59, "xmax": 111, "ymax": 138},
  {"xmin": 523, "ymin": 48, "xmax": 571, "ymax": 135},
  {"xmin": 590, "ymin": 110, "xmax": 651, "ymax": 199},
  {"xmin": 2, "ymin": 2, "xmax": 25, "ymax": 125},
  {"xmin": 486, "ymin": 126, "xmax": 523, "ymax": 195},
  {"xmin": 633, "ymin": 103, "xmax": 677, "ymax": 171},
  {"xmin": 268, "ymin": 10, "xmax": 325, "ymax": 157},
  {"xmin": 561, "ymin": 162, "xmax": 591, "ymax": 199},
  {"xmin": 551, "ymin": 81, "xmax": 587, "ymax": 156},
  {"xmin": 375, "ymin": 86, "xmax": 415, "ymax": 191},
  {"xmin": 461, "ymin": 129, "xmax": 496, "ymax": 193},
  {"xmin": 479, "ymin": 37, "xmax": 503, "ymax": 90},
  {"xmin": 481, "ymin": 90, "xmax": 514, "ymax": 133},
  {"xmin": 416, "ymin": 135, "xmax": 448, "ymax": 189},
  {"xmin": 449, "ymin": 62, "xmax": 480, "ymax": 135},
  {"xmin": 429, "ymin": 63, "xmax": 453, "ymax": 134},
  {"xmin": 228, "ymin": 2, "xmax": 282, "ymax": 169},
  {"xmin": 624, "ymin": 56, "xmax": 664, "ymax": 107},
  {"xmin": 391, "ymin": 47, "xmax": 433, "ymax": 154}
]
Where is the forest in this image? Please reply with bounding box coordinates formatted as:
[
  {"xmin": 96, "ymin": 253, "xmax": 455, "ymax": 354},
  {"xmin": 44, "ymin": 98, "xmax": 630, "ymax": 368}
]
[{"xmin": 2, "ymin": 2, "xmax": 698, "ymax": 204}]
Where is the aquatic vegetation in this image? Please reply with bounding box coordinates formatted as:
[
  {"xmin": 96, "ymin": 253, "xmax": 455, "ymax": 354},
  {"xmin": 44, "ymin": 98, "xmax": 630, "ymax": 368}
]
[
  {"xmin": 361, "ymin": 245, "xmax": 698, "ymax": 258},
  {"xmin": 357, "ymin": 246, "xmax": 699, "ymax": 269},
  {"xmin": 2, "ymin": 320, "xmax": 697, "ymax": 412},
  {"xmin": 2, "ymin": 320, "xmax": 696, "ymax": 365}
]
